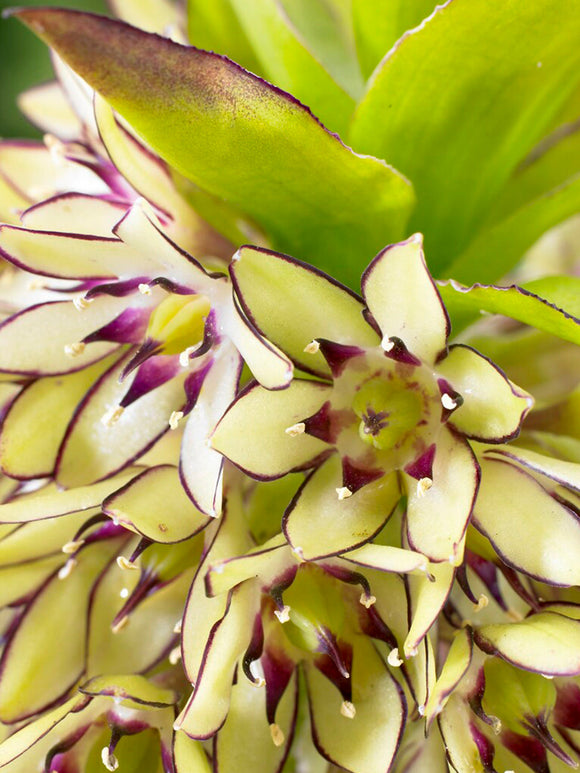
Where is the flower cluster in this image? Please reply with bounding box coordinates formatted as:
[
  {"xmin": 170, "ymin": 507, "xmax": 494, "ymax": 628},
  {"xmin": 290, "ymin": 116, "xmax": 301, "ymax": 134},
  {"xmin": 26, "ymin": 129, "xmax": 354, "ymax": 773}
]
[{"xmin": 0, "ymin": 2, "xmax": 579, "ymax": 773}]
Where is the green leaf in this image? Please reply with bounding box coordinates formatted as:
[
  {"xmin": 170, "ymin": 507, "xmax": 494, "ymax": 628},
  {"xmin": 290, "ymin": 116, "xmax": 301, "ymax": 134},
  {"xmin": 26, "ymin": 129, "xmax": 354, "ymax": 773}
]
[
  {"xmin": 439, "ymin": 277, "xmax": 580, "ymax": 344},
  {"xmin": 228, "ymin": 0, "xmax": 363, "ymax": 133},
  {"xmin": 352, "ymin": 0, "xmax": 437, "ymax": 79},
  {"xmin": 446, "ymin": 175, "xmax": 580, "ymax": 284},
  {"xmin": 14, "ymin": 8, "xmax": 414, "ymax": 289},
  {"xmin": 350, "ymin": 0, "xmax": 580, "ymax": 277},
  {"xmin": 187, "ymin": 0, "xmax": 263, "ymax": 75}
]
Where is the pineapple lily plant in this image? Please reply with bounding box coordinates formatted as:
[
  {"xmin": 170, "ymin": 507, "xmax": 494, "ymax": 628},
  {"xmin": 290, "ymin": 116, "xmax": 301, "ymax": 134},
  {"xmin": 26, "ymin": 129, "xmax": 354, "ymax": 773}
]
[{"xmin": 0, "ymin": 1, "xmax": 579, "ymax": 771}]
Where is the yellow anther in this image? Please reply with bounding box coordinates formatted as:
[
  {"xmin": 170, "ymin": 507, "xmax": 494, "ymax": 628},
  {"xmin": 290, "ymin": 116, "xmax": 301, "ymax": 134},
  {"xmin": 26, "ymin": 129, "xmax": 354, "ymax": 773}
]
[
  {"xmin": 336, "ymin": 486, "xmax": 352, "ymax": 500},
  {"xmin": 138, "ymin": 283, "xmax": 152, "ymax": 295},
  {"xmin": 387, "ymin": 647, "xmax": 403, "ymax": 667},
  {"xmin": 58, "ymin": 558, "xmax": 77, "ymax": 580},
  {"xmin": 101, "ymin": 405, "xmax": 124, "ymax": 427},
  {"xmin": 340, "ymin": 701, "xmax": 356, "ymax": 719},
  {"xmin": 416, "ymin": 477, "xmax": 433, "ymax": 498},
  {"xmin": 62, "ymin": 539, "xmax": 85, "ymax": 555},
  {"xmin": 101, "ymin": 748, "xmax": 119, "ymax": 772},
  {"xmin": 169, "ymin": 410, "xmax": 184, "ymax": 430},
  {"xmin": 270, "ymin": 723, "xmax": 285, "ymax": 746},
  {"xmin": 285, "ymin": 422, "xmax": 305, "ymax": 437},
  {"xmin": 303, "ymin": 340, "xmax": 320, "ymax": 354},
  {"xmin": 73, "ymin": 296, "xmax": 92, "ymax": 311},
  {"xmin": 116, "ymin": 556, "xmax": 138, "ymax": 571},
  {"xmin": 441, "ymin": 393, "xmax": 458, "ymax": 410},
  {"xmin": 359, "ymin": 592, "xmax": 376, "ymax": 608},
  {"xmin": 111, "ymin": 616, "xmax": 129, "ymax": 634},
  {"xmin": 274, "ymin": 605, "xmax": 291, "ymax": 624},
  {"xmin": 64, "ymin": 342, "xmax": 85, "ymax": 358},
  {"xmin": 473, "ymin": 594, "xmax": 489, "ymax": 612},
  {"xmin": 169, "ymin": 646, "xmax": 182, "ymax": 665}
]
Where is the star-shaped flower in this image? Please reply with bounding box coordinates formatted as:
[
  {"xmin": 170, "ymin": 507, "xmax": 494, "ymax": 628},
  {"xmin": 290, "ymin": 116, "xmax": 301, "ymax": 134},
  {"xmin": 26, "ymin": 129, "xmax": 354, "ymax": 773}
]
[{"xmin": 212, "ymin": 235, "xmax": 533, "ymax": 561}]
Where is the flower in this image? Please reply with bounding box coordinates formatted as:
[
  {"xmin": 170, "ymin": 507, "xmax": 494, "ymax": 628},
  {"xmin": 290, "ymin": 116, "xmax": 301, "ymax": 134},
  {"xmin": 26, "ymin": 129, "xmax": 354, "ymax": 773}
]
[{"xmin": 212, "ymin": 235, "xmax": 533, "ymax": 562}]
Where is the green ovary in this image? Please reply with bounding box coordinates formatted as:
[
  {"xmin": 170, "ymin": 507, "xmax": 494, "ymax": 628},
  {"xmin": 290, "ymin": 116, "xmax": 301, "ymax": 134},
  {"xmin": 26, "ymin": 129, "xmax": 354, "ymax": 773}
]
[
  {"xmin": 146, "ymin": 293, "xmax": 211, "ymax": 355},
  {"xmin": 353, "ymin": 377, "xmax": 423, "ymax": 451}
]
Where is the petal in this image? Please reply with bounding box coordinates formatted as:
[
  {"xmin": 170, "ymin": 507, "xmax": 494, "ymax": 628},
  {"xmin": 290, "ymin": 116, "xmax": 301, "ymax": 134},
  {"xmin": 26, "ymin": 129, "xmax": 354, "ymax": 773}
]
[
  {"xmin": 0, "ymin": 555, "xmax": 63, "ymax": 607},
  {"xmin": 284, "ymin": 457, "xmax": 400, "ymax": 559},
  {"xmin": 21, "ymin": 193, "xmax": 127, "ymax": 235},
  {"xmin": 439, "ymin": 694, "xmax": 491, "ymax": 773},
  {"xmin": 86, "ymin": 564, "xmax": 193, "ymax": 677},
  {"xmin": 361, "ymin": 234, "xmax": 449, "ymax": 364},
  {"xmin": 405, "ymin": 429, "xmax": 479, "ymax": 561},
  {"xmin": 474, "ymin": 611, "xmax": 580, "ymax": 676},
  {"xmin": 0, "ymin": 470, "xmax": 136, "ymax": 523},
  {"xmin": 180, "ymin": 348, "xmax": 242, "ymax": 516},
  {"xmin": 437, "ymin": 344, "xmax": 533, "ymax": 441},
  {"xmin": 424, "ymin": 628, "xmax": 472, "ymax": 729},
  {"xmin": 484, "ymin": 444, "xmax": 580, "ymax": 492},
  {"xmin": 17, "ymin": 80, "xmax": 81, "ymax": 140},
  {"xmin": 404, "ymin": 560, "xmax": 455, "ymax": 658},
  {"xmin": 230, "ymin": 246, "xmax": 379, "ymax": 377},
  {"xmin": 205, "ymin": 534, "xmax": 294, "ymax": 597},
  {"xmin": 0, "ymin": 355, "xmax": 116, "ymax": 479},
  {"xmin": 80, "ymin": 674, "xmax": 176, "ymax": 708},
  {"xmin": 0, "ymin": 141, "xmax": 109, "ymax": 201},
  {"xmin": 114, "ymin": 202, "xmax": 209, "ymax": 287},
  {"xmin": 473, "ymin": 458, "xmax": 580, "ymax": 585},
  {"xmin": 0, "ymin": 695, "xmax": 88, "ymax": 768},
  {"xmin": 176, "ymin": 581, "xmax": 260, "ymax": 739},
  {"xmin": 173, "ymin": 732, "xmax": 212, "ymax": 773},
  {"xmin": 0, "ymin": 223, "xmax": 150, "ymax": 280},
  {"xmin": 0, "ymin": 509, "xmax": 99, "ymax": 565},
  {"xmin": 306, "ymin": 637, "xmax": 405, "ymax": 773},
  {"xmin": 56, "ymin": 357, "xmax": 187, "ymax": 487},
  {"xmin": 342, "ymin": 543, "xmax": 428, "ymax": 575},
  {"xmin": 214, "ymin": 671, "xmax": 297, "ymax": 773},
  {"xmin": 227, "ymin": 296, "xmax": 293, "ymax": 390},
  {"xmin": 211, "ymin": 380, "xmax": 332, "ymax": 480},
  {"xmin": 103, "ymin": 465, "xmax": 211, "ymax": 543},
  {"xmin": 182, "ymin": 493, "xmax": 254, "ymax": 685},
  {"xmin": 0, "ymin": 538, "xmax": 121, "ymax": 722},
  {"xmin": 0, "ymin": 297, "xmax": 124, "ymax": 375}
]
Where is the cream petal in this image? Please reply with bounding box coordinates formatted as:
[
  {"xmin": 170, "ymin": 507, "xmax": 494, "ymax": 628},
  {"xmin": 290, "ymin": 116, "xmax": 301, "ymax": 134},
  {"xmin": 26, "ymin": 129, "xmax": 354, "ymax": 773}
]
[
  {"xmin": 21, "ymin": 194, "xmax": 127, "ymax": 236},
  {"xmin": 423, "ymin": 628, "xmax": 472, "ymax": 729},
  {"xmin": 483, "ymin": 444, "xmax": 580, "ymax": 492},
  {"xmin": 404, "ymin": 559, "xmax": 455, "ymax": 658},
  {"xmin": 473, "ymin": 457, "xmax": 580, "ymax": 585},
  {"xmin": 211, "ymin": 379, "xmax": 332, "ymax": 481},
  {"xmin": 231, "ymin": 245, "xmax": 379, "ymax": 376},
  {"xmin": 0, "ymin": 297, "xmax": 124, "ymax": 375},
  {"xmin": 180, "ymin": 347, "xmax": 242, "ymax": 516},
  {"xmin": 405, "ymin": 429, "xmax": 479, "ymax": 561},
  {"xmin": 361, "ymin": 234, "xmax": 448, "ymax": 365},
  {"xmin": 437, "ymin": 344, "xmax": 532, "ymax": 441},
  {"xmin": 17, "ymin": 80, "xmax": 81, "ymax": 140},
  {"xmin": 173, "ymin": 732, "xmax": 212, "ymax": 773},
  {"xmin": 474, "ymin": 611, "xmax": 580, "ymax": 676},
  {"xmin": 283, "ymin": 456, "xmax": 400, "ymax": 559},
  {"xmin": 342, "ymin": 543, "xmax": 428, "ymax": 575},
  {"xmin": 103, "ymin": 464, "xmax": 211, "ymax": 543},
  {"xmin": 306, "ymin": 637, "xmax": 405, "ymax": 773}
]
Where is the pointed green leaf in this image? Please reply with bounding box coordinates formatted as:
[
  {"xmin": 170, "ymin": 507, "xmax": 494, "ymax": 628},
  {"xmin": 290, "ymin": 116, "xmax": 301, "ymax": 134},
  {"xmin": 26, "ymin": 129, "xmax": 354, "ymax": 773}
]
[
  {"xmin": 438, "ymin": 277, "xmax": 580, "ymax": 344},
  {"xmin": 228, "ymin": 0, "xmax": 359, "ymax": 135},
  {"xmin": 352, "ymin": 0, "xmax": 437, "ymax": 79},
  {"xmin": 351, "ymin": 0, "xmax": 580, "ymax": 277},
  {"xmin": 446, "ymin": 175, "xmax": 580, "ymax": 284},
  {"xmin": 14, "ymin": 8, "xmax": 414, "ymax": 289}
]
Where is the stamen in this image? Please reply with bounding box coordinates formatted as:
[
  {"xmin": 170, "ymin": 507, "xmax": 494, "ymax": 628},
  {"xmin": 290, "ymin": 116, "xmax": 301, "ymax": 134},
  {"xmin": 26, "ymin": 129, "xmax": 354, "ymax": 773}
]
[
  {"xmin": 117, "ymin": 556, "xmax": 139, "ymax": 571},
  {"xmin": 416, "ymin": 477, "xmax": 433, "ymax": 498},
  {"xmin": 58, "ymin": 558, "xmax": 77, "ymax": 580},
  {"xmin": 340, "ymin": 701, "xmax": 356, "ymax": 719},
  {"xmin": 64, "ymin": 342, "xmax": 85, "ymax": 358},
  {"xmin": 101, "ymin": 748, "xmax": 119, "ymax": 772},
  {"xmin": 336, "ymin": 486, "xmax": 352, "ymax": 500},
  {"xmin": 249, "ymin": 660, "xmax": 266, "ymax": 687},
  {"xmin": 387, "ymin": 647, "xmax": 403, "ymax": 667},
  {"xmin": 111, "ymin": 616, "xmax": 129, "ymax": 634},
  {"xmin": 138, "ymin": 282, "xmax": 152, "ymax": 295},
  {"xmin": 173, "ymin": 618, "xmax": 183, "ymax": 634},
  {"xmin": 101, "ymin": 405, "xmax": 124, "ymax": 427},
  {"xmin": 473, "ymin": 594, "xmax": 489, "ymax": 612},
  {"xmin": 270, "ymin": 723, "xmax": 285, "ymax": 746},
  {"xmin": 119, "ymin": 588, "xmax": 130, "ymax": 599},
  {"xmin": 179, "ymin": 345, "xmax": 200, "ymax": 367},
  {"xmin": 274, "ymin": 605, "xmax": 291, "ymax": 623},
  {"xmin": 359, "ymin": 592, "xmax": 376, "ymax": 608},
  {"xmin": 285, "ymin": 422, "xmax": 305, "ymax": 437},
  {"xmin": 169, "ymin": 410, "xmax": 184, "ymax": 430},
  {"xmin": 441, "ymin": 393, "xmax": 458, "ymax": 410},
  {"xmin": 417, "ymin": 704, "xmax": 425, "ymax": 717},
  {"xmin": 44, "ymin": 133, "xmax": 66, "ymax": 165},
  {"xmin": 62, "ymin": 539, "xmax": 85, "ymax": 554},
  {"xmin": 303, "ymin": 340, "xmax": 320, "ymax": 354},
  {"xmin": 169, "ymin": 646, "xmax": 182, "ymax": 665},
  {"xmin": 73, "ymin": 296, "xmax": 92, "ymax": 311},
  {"xmin": 382, "ymin": 337, "xmax": 395, "ymax": 352}
]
